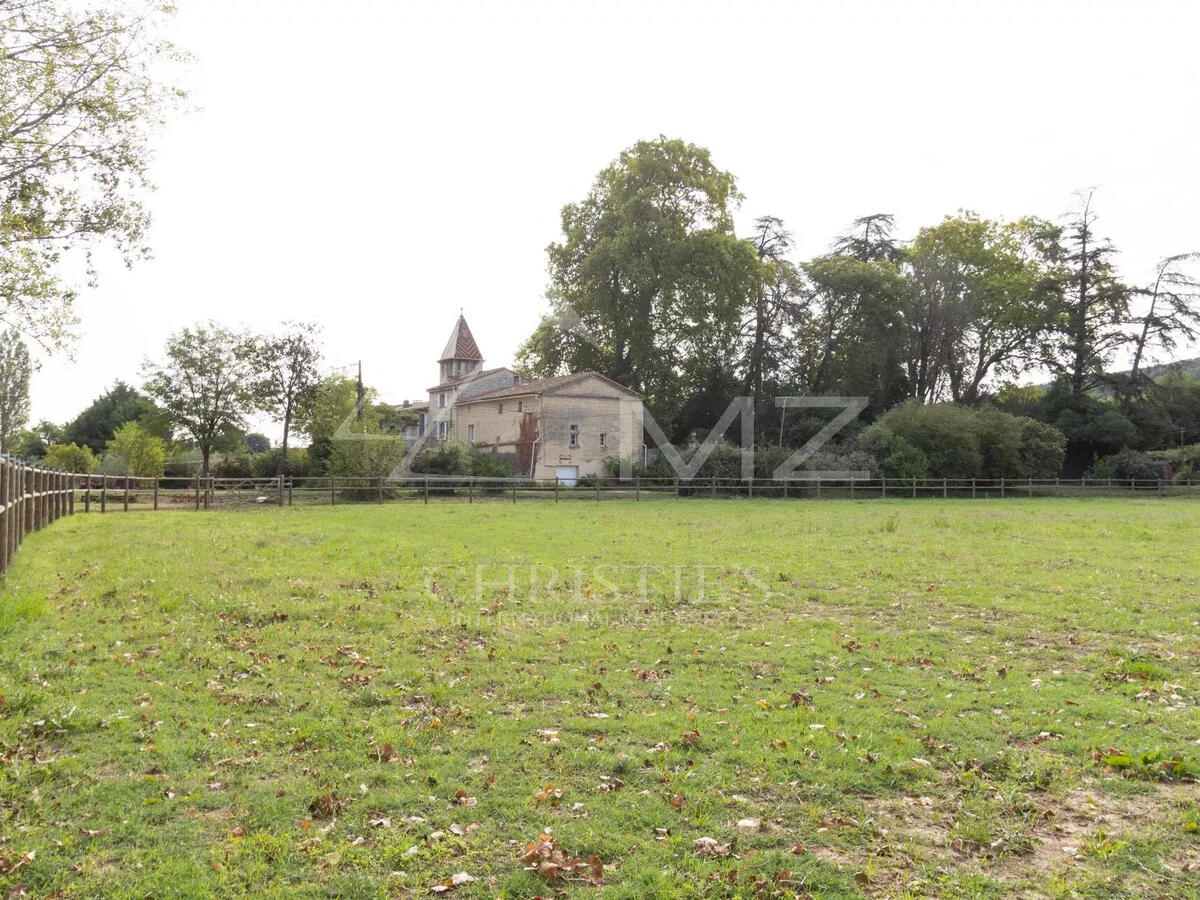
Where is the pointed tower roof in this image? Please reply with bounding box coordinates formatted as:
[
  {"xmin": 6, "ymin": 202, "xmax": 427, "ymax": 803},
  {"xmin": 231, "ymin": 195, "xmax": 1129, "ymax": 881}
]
[{"xmin": 439, "ymin": 313, "xmax": 483, "ymax": 362}]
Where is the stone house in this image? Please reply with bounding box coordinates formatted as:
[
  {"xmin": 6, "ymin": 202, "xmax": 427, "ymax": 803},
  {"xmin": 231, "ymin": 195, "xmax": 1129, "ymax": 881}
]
[{"xmin": 401, "ymin": 315, "xmax": 644, "ymax": 483}]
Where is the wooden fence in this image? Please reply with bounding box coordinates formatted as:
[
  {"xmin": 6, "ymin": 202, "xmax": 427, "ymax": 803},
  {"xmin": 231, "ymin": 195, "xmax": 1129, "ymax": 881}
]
[
  {"xmin": 60, "ymin": 472, "xmax": 1200, "ymax": 509},
  {"xmin": 2, "ymin": 465, "xmax": 1197, "ymax": 577},
  {"xmin": 0, "ymin": 457, "xmax": 76, "ymax": 577}
]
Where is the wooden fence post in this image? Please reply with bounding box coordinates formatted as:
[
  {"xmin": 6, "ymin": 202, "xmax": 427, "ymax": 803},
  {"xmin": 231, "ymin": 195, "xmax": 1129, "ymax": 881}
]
[
  {"xmin": 124, "ymin": 477, "xmax": 130, "ymax": 512},
  {"xmin": 1000, "ymin": 478, "xmax": 1005, "ymax": 499},
  {"xmin": 635, "ymin": 476, "xmax": 639, "ymax": 501},
  {"xmin": 193, "ymin": 476, "xmax": 199, "ymax": 511},
  {"xmin": 154, "ymin": 478, "xmax": 159, "ymax": 511},
  {"xmin": 330, "ymin": 475, "xmax": 336, "ymax": 506},
  {"xmin": 1, "ymin": 462, "xmax": 8, "ymax": 575},
  {"xmin": 881, "ymin": 476, "xmax": 887, "ymax": 499},
  {"xmin": 25, "ymin": 467, "xmax": 35, "ymax": 532},
  {"xmin": 278, "ymin": 475, "xmax": 285, "ymax": 507}
]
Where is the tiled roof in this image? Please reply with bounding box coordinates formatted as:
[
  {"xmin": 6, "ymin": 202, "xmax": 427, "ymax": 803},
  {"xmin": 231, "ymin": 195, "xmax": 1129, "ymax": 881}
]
[
  {"xmin": 439, "ymin": 314, "xmax": 483, "ymax": 362},
  {"xmin": 459, "ymin": 372, "xmax": 641, "ymax": 404},
  {"xmin": 427, "ymin": 366, "xmax": 513, "ymax": 393}
]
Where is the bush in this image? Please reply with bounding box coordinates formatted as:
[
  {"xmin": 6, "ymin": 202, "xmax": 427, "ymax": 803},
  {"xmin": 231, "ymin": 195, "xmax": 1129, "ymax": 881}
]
[
  {"xmin": 1089, "ymin": 448, "xmax": 1167, "ymax": 481},
  {"xmin": 43, "ymin": 442, "xmax": 97, "ymax": 473},
  {"xmin": 250, "ymin": 448, "xmax": 313, "ymax": 479},
  {"xmin": 857, "ymin": 424, "xmax": 929, "ymax": 478},
  {"xmin": 871, "ymin": 402, "xmax": 1067, "ymax": 479},
  {"xmin": 409, "ymin": 441, "xmax": 513, "ymax": 479},
  {"xmin": 106, "ymin": 422, "xmax": 166, "ymax": 477},
  {"xmin": 1148, "ymin": 443, "xmax": 1200, "ymax": 483},
  {"xmin": 329, "ymin": 432, "xmax": 407, "ymax": 481},
  {"xmin": 878, "ymin": 402, "xmax": 982, "ymax": 477},
  {"xmin": 211, "ymin": 452, "xmax": 253, "ymax": 478}
]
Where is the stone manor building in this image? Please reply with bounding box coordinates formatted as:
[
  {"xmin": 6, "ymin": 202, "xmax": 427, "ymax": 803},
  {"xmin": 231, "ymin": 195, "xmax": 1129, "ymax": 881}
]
[{"xmin": 402, "ymin": 315, "xmax": 643, "ymax": 483}]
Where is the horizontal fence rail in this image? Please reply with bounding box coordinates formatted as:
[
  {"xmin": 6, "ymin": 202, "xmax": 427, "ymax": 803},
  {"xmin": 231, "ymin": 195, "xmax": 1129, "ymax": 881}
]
[
  {"xmin": 52, "ymin": 472, "xmax": 1200, "ymax": 512},
  {"xmin": 1, "ymin": 465, "xmax": 1197, "ymax": 577},
  {"xmin": 0, "ymin": 457, "xmax": 75, "ymax": 577}
]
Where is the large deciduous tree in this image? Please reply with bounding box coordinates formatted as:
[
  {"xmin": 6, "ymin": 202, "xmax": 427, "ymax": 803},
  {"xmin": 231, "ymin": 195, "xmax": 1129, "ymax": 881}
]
[
  {"xmin": 0, "ymin": 328, "xmax": 32, "ymax": 453},
  {"xmin": 902, "ymin": 213, "xmax": 1061, "ymax": 404},
  {"xmin": 0, "ymin": 0, "xmax": 184, "ymax": 348},
  {"xmin": 516, "ymin": 137, "xmax": 760, "ymax": 432},
  {"xmin": 142, "ymin": 323, "xmax": 253, "ymax": 478},
  {"xmin": 248, "ymin": 322, "xmax": 322, "ymax": 474}
]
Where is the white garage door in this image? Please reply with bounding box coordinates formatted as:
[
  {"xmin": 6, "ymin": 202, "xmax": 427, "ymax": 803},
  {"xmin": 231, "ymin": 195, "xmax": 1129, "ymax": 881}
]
[{"xmin": 555, "ymin": 466, "xmax": 578, "ymax": 487}]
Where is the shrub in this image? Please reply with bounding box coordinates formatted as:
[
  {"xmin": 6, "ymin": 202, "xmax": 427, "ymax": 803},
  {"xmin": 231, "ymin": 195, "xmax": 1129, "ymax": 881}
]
[
  {"xmin": 878, "ymin": 401, "xmax": 982, "ymax": 477},
  {"xmin": 211, "ymin": 452, "xmax": 253, "ymax": 478},
  {"xmin": 872, "ymin": 402, "xmax": 1067, "ymax": 479},
  {"xmin": 329, "ymin": 432, "xmax": 407, "ymax": 481},
  {"xmin": 106, "ymin": 422, "xmax": 166, "ymax": 477},
  {"xmin": 857, "ymin": 424, "xmax": 929, "ymax": 478},
  {"xmin": 250, "ymin": 448, "xmax": 313, "ymax": 479},
  {"xmin": 43, "ymin": 442, "xmax": 97, "ymax": 473},
  {"xmin": 1089, "ymin": 448, "xmax": 1167, "ymax": 481},
  {"xmin": 409, "ymin": 441, "xmax": 513, "ymax": 479}
]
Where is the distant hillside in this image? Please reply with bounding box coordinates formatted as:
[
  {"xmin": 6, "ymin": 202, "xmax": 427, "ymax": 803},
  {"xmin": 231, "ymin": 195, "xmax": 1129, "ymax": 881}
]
[
  {"xmin": 1134, "ymin": 356, "xmax": 1200, "ymax": 381},
  {"xmin": 1033, "ymin": 355, "xmax": 1199, "ymax": 395}
]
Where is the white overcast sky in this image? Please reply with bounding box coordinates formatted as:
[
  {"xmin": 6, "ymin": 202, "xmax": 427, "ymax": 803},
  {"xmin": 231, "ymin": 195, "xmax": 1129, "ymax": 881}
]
[{"xmin": 26, "ymin": 0, "xmax": 1200, "ymax": 439}]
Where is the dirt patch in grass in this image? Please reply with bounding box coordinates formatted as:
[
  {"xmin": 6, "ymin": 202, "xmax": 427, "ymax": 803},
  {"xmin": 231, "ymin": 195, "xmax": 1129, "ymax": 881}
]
[{"xmin": 807, "ymin": 780, "xmax": 1198, "ymax": 896}]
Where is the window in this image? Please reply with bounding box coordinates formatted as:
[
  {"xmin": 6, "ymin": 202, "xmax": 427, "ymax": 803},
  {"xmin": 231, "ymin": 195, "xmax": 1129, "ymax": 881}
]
[
  {"xmin": 517, "ymin": 401, "xmax": 523, "ymax": 412},
  {"xmin": 599, "ymin": 433, "xmax": 607, "ymax": 448},
  {"xmin": 568, "ymin": 424, "xmax": 579, "ymax": 448},
  {"xmin": 438, "ymin": 421, "xmax": 448, "ymax": 440},
  {"xmin": 467, "ymin": 424, "xmax": 475, "ymax": 442},
  {"xmin": 438, "ymin": 392, "xmax": 447, "ymax": 409},
  {"xmin": 498, "ymin": 403, "xmax": 504, "ymax": 415}
]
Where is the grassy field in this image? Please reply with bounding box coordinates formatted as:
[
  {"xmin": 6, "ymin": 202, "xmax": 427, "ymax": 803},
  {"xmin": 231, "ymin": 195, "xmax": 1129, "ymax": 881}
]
[{"xmin": 0, "ymin": 499, "xmax": 1198, "ymax": 899}]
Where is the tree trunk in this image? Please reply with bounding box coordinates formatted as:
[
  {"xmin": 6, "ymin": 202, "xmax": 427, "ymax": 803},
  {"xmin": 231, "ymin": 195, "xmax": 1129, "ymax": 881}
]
[
  {"xmin": 1124, "ymin": 271, "xmax": 1163, "ymax": 415},
  {"xmin": 1070, "ymin": 210, "xmax": 1091, "ymax": 399},
  {"xmin": 276, "ymin": 409, "xmax": 292, "ymax": 476},
  {"xmin": 201, "ymin": 445, "xmax": 211, "ymax": 479}
]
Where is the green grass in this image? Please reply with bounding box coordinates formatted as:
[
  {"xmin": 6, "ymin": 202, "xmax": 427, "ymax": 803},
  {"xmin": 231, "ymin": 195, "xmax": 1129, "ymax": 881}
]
[{"xmin": 1, "ymin": 499, "xmax": 1198, "ymax": 899}]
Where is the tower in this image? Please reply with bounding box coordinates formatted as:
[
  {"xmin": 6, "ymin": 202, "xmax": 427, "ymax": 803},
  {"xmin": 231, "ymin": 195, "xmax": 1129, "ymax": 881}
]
[{"xmin": 438, "ymin": 313, "xmax": 484, "ymax": 383}]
